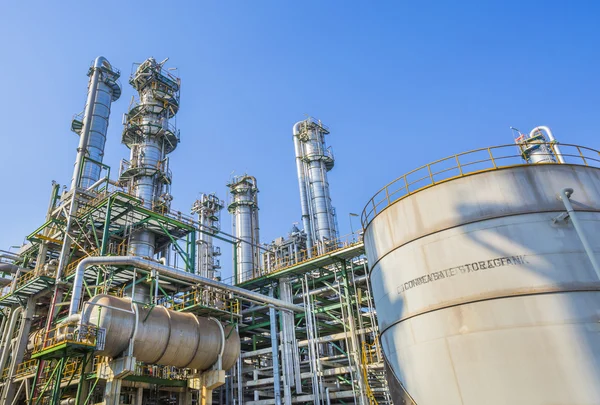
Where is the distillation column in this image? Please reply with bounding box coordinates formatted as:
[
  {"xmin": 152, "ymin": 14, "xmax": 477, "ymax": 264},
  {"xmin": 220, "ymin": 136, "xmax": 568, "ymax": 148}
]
[
  {"xmin": 119, "ymin": 58, "xmax": 180, "ymax": 258},
  {"xmin": 192, "ymin": 193, "xmax": 224, "ymax": 279},
  {"xmin": 227, "ymin": 175, "xmax": 260, "ymax": 283},
  {"xmin": 293, "ymin": 118, "xmax": 337, "ymax": 256},
  {"xmin": 70, "ymin": 57, "xmax": 122, "ymax": 190},
  {"xmin": 54, "ymin": 56, "xmax": 121, "ymax": 325}
]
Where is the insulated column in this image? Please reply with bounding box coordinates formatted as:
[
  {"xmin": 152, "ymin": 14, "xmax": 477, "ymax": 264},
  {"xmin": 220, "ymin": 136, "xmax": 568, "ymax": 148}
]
[
  {"xmin": 227, "ymin": 175, "xmax": 260, "ymax": 283},
  {"xmin": 119, "ymin": 58, "xmax": 180, "ymax": 258}
]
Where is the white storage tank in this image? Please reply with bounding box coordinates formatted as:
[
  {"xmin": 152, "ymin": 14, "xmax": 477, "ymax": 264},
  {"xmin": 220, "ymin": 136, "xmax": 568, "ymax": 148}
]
[{"xmin": 362, "ymin": 142, "xmax": 600, "ymax": 405}]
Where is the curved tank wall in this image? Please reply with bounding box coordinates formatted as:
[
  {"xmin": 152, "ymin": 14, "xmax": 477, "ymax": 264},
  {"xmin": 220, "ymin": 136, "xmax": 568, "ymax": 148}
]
[
  {"xmin": 82, "ymin": 295, "xmax": 240, "ymax": 371},
  {"xmin": 364, "ymin": 164, "xmax": 600, "ymax": 405}
]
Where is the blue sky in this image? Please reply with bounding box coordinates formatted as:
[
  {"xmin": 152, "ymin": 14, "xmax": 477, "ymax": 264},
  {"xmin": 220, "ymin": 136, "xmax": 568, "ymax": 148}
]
[{"xmin": 0, "ymin": 1, "xmax": 598, "ymax": 279}]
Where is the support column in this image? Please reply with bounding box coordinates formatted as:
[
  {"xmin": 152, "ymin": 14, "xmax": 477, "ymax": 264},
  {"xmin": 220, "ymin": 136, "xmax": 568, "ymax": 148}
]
[
  {"xmin": 0, "ymin": 298, "xmax": 35, "ymax": 405},
  {"xmin": 189, "ymin": 370, "xmax": 225, "ymax": 405},
  {"xmin": 103, "ymin": 378, "xmax": 123, "ymax": 405},
  {"xmin": 136, "ymin": 387, "xmax": 144, "ymax": 405}
]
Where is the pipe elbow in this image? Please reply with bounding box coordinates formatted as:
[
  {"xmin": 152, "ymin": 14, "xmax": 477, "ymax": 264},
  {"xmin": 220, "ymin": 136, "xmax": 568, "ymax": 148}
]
[
  {"xmin": 293, "ymin": 121, "xmax": 304, "ymax": 136},
  {"xmin": 93, "ymin": 56, "xmax": 111, "ymax": 70}
]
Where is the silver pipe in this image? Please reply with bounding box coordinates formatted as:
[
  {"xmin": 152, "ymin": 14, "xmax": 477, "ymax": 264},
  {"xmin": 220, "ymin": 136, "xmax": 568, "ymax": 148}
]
[
  {"xmin": 0, "ymin": 307, "xmax": 23, "ymax": 376},
  {"xmin": 0, "ymin": 314, "xmax": 8, "ymax": 350},
  {"xmin": 293, "ymin": 121, "xmax": 313, "ymax": 254},
  {"xmin": 558, "ymin": 188, "xmax": 600, "ymax": 279},
  {"xmin": 269, "ymin": 287, "xmax": 282, "ymax": 405},
  {"xmin": 69, "ymin": 256, "xmax": 304, "ymax": 316},
  {"xmin": 530, "ymin": 126, "xmax": 565, "ymax": 164},
  {"xmin": 71, "ymin": 56, "xmax": 121, "ymax": 190},
  {"xmin": 0, "ymin": 252, "xmax": 19, "ymax": 261},
  {"xmin": 0, "ymin": 264, "xmax": 26, "ymax": 274},
  {"xmin": 85, "ymin": 176, "xmax": 119, "ymax": 192}
]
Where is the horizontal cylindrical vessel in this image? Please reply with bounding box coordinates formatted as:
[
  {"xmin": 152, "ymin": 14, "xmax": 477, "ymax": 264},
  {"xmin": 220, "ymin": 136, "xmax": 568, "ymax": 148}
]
[
  {"xmin": 364, "ymin": 164, "xmax": 600, "ymax": 405},
  {"xmin": 82, "ymin": 295, "xmax": 240, "ymax": 371}
]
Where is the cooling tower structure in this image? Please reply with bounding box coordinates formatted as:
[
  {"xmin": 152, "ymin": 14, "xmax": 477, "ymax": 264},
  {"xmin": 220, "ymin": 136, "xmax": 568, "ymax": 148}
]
[
  {"xmin": 227, "ymin": 175, "xmax": 260, "ymax": 283},
  {"xmin": 192, "ymin": 193, "xmax": 224, "ymax": 279},
  {"xmin": 362, "ymin": 135, "xmax": 600, "ymax": 405},
  {"xmin": 119, "ymin": 57, "xmax": 180, "ymax": 258},
  {"xmin": 293, "ymin": 118, "xmax": 338, "ymax": 256},
  {"xmin": 70, "ymin": 57, "xmax": 122, "ymax": 190}
]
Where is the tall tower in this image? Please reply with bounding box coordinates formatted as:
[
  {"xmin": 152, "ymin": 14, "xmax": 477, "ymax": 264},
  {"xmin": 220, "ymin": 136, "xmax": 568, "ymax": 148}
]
[
  {"xmin": 227, "ymin": 175, "xmax": 260, "ymax": 283},
  {"xmin": 70, "ymin": 56, "xmax": 121, "ymax": 190},
  {"xmin": 192, "ymin": 193, "xmax": 224, "ymax": 280},
  {"xmin": 293, "ymin": 117, "xmax": 338, "ymax": 256},
  {"xmin": 119, "ymin": 57, "xmax": 180, "ymax": 258}
]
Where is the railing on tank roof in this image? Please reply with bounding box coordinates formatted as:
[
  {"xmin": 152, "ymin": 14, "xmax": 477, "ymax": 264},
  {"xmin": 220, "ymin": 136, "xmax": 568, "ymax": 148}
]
[{"xmin": 361, "ymin": 143, "xmax": 600, "ymax": 228}]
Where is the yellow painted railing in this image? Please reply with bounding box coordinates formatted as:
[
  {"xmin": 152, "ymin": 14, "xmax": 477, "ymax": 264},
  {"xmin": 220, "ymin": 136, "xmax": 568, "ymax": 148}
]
[
  {"xmin": 15, "ymin": 270, "xmax": 36, "ymax": 289},
  {"xmin": 240, "ymin": 232, "xmax": 363, "ymax": 282},
  {"xmin": 163, "ymin": 288, "xmax": 239, "ymax": 315},
  {"xmin": 33, "ymin": 323, "xmax": 100, "ymax": 353},
  {"xmin": 361, "ymin": 143, "xmax": 600, "ymax": 227},
  {"xmin": 135, "ymin": 363, "xmax": 187, "ymax": 380},
  {"xmin": 15, "ymin": 359, "xmax": 38, "ymax": 379},
  {"xmin": 361, "ymin": 340, "xmax": 383, "ymax": 404},
  {"xmin": 64, "ymin": 248, "xmax": 99, "ymax": 278}
]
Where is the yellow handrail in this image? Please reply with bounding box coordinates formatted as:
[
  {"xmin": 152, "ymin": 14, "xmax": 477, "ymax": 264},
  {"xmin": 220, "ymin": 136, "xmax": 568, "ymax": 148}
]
[
  {"xmin": 64, "ymin": 248, "xmax": 100, "ymax": 277},
  {"xmin": 361, "ymin": 143, "xmax": 600, "ymax": 227},
  {"xmin": 33, "ymin": 323, "xmax": 99, "ymax": 353}
]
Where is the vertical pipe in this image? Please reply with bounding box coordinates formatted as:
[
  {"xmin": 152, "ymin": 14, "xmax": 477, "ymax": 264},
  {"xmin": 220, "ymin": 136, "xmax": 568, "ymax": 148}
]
[
  {"xmin": 269, "ymin": 287, "xmax": 282, "ymax": 405},
  {"xmin": 53, "ymin": 58, "xmax": 120, "ymax": 327},
  {"xmin": 293, "ymin": 122, "xmax": 313, "ymax": 254},
  {"xmin": 558, "ymin": 188, "xmax": 600, "ymax": 278},
  {"xmin": 1, "ymin": 298, "xmax": 34, "ymax": 405},
  {"xmin": 0, "ymin": 307, "xmax": 23, "ymax": 377}
]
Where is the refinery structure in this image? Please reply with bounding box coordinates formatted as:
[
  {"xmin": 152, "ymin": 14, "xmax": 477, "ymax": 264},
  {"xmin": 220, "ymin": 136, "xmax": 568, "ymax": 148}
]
[{"xmin": 0, "ymin": 56, "xmax": 598, "ymax": 405}]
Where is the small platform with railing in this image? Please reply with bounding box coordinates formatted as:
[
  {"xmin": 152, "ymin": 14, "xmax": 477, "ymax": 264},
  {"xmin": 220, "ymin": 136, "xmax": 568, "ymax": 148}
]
[{"xmin": 31, "ymin": 323, "xmax": 104, "ymax": 360}]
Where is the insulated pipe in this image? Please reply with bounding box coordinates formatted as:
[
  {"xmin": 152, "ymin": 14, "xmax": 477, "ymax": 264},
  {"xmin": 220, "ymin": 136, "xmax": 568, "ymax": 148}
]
[
  {"xmin": 69, "ymin": 256, "xmax": 304, "ymax": 316},
  {"xmin": 71, "ymin": 56, "xmax": 121, "ymax": 190},
  {"xmin": 0, "ymin": 314, "xmax": 8, "ymax": 349},
  {"xmin": 558, "ymin": 188, "xmax": 600, "ymax": 279},
  {"xmin": 0, "ymin": 307, "xmax": 23, "ymax": 376},
  {"xmin": 269, "ymin": 287, "xmax": 282, "ymax": 405},
  {"xmin": 0, "ymin": 263, "xmax": 26, "ymax": 274},
  {"xmin": 293, "ymin": 121, "xmax": 313, "ymax": 254},
  {"xmin": 530, "ymin": 126, "xmax": 565, "ymax": 164},
  {"xmin": 0, "ymin": 252, "xmax": 20, "ymax": 261},
  {"xmin": 85, "ymin": 176, "xmax": 119, "ymax": 192}
]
